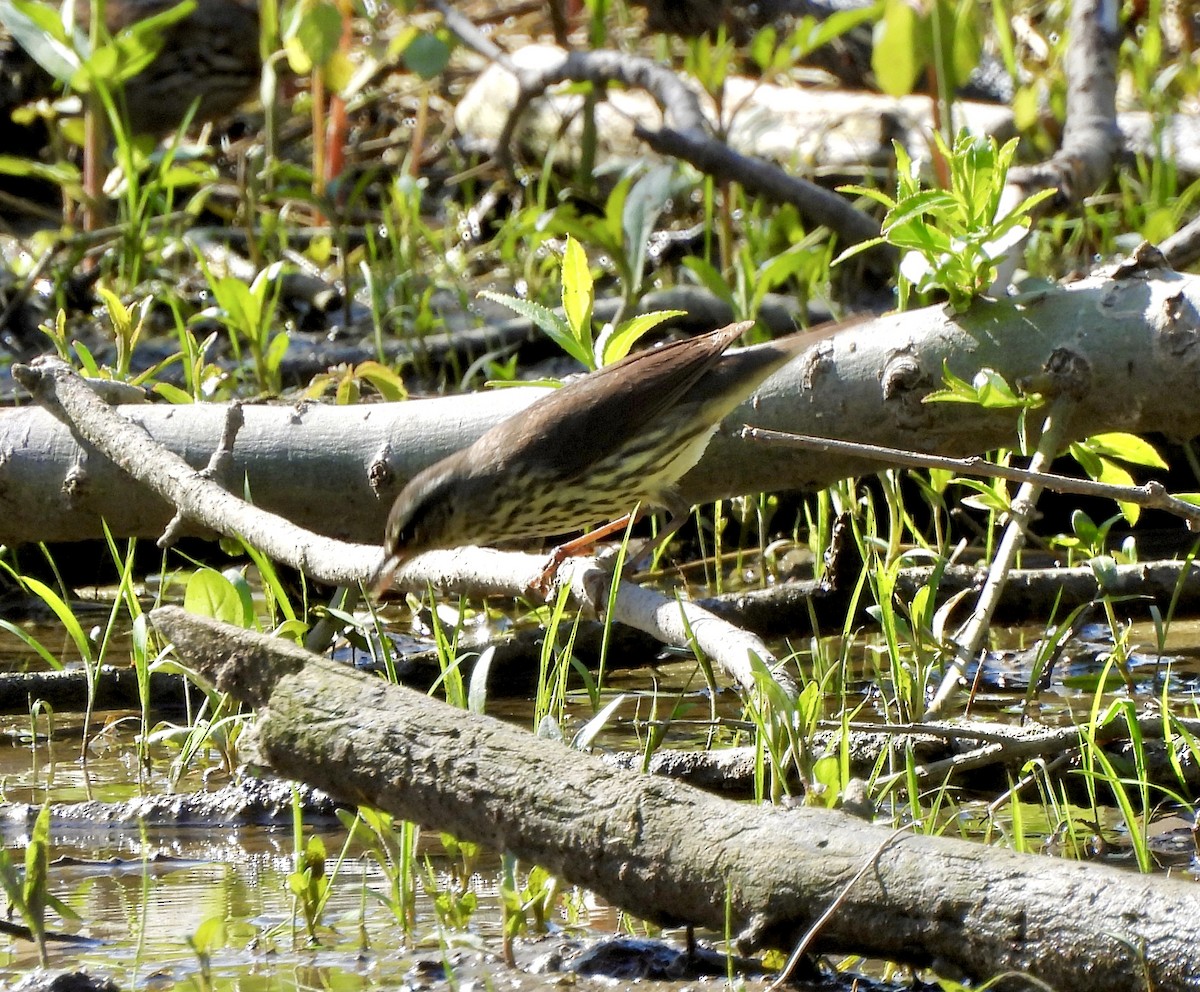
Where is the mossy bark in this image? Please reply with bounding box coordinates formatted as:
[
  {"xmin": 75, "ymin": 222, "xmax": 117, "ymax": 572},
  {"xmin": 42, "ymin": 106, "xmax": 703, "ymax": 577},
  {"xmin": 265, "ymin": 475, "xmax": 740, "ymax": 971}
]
[{"xmin": 153, "ymin": 605, "xmax": 1200, "ymax": 991}]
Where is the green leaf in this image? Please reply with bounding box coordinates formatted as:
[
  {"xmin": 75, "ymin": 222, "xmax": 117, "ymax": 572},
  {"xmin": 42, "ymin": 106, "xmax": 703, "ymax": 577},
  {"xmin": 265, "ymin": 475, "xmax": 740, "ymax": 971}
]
[
  {"xmin": 190, "ymin": 915, "xmax": 227, "ymax": 954},
  {"xmin": 265, "ymin": 329, "xmax": 290, "ymax": 370},
  {"xmin": 24, "ymin": 802, "xmax": 50, "ymax": 940},
  {"xmin": 749, "ymin": 24, "xmax": 778, "ymax": 70},
  {"xmin": 832, "ymin": 235, "xmax": 886, "ymax": 266},
  {"xmin": 947, "ymin": 0, "xmax": 982, "ymax": 95},
  {"xmin": 807, "ymin": 1, "xmax": 882, "ymax": 51},
  {"xmin": 1093, "ymin": 457, "xmax": 1134, "ymax": 489},
  {"xmin": 1068, "ymin": 441, "xmax": 1103, "ymax": 479},
  {"xmin": 599, "ymin": 310, "xmax": 686, "ymax": 365},
  {"xmin": 2, "ymin": 0, "xmax": 68, "ymax": 39},
  {"xmin": 44, "ymin": 890, "xmax": 80, "ymax": 923},
  {"xmin": 272, "ymin": 618, "xmax": 308, "ymax": 644},
  {"xmin": 883, "ymin": 189, "xmax": 959, "ymax": 236},
  {"xmin": 385, "ymin": 23, "xmax": 418, "ymax": 61},
  {"xmin": 1084, "ymin": 432, "xmax": 1167, "ymax": 469},
  {"xmin": 0, "ymin": 0, "xmax": 79, "ymax": 82},
  {"xmin": 152, "ymin": 381, "xmax": 194, "ymax": 404},
  {"xmin": 184, "ymin": 568, "xmax": 247, "ymax": 626},
  {"xmin": 354, "ymin": 361, "xmax": 407, "ymax": 401},
  {"xmin": 1116, "ymin": 500, "xmax": 1140, "ymax": 527},
  {"xmin": 1012, "ymin": 84, "xmax": 1038, "ymax": 130},
  {"xmin": 21, "ymin": 575, "xmax": 92, "ymax": 663},
  {"xmin": 71, "ymin": 0, "xmax": 196, "ymax": 90},
  {"xmin": 1088, "ymin": 554, "xmax": 1119, "ymax": 587},
  {"xmin": 0, "ymin": 618, "xmax": 64, "ymax": 670},
  {"xmin": 0, "ymin": 850, "xmax": 23, "ymax": 908},
  {"xmin": 477, "ymin": 290, "xmax": 589, "ymax": 368},
  {"xmin": 753, "ymin": 243, "xmax": 816, "ymax": 313},
  {"xmin": 924, "ymin": 361, "xmax": 983, "ymax": 404},
  {"xmin": 873, "ymin": 0, "xmax": 921, "ymax": 96},
  {"xmin": 622, "ymin": 164, "xmax": 677, "ymax": 298},
  {"xmin": 0, "ymin": 154, "xmax": 80, "ymax": 184},
  {"xmin": 573, "ymin": 694, "xmax": 626, "ymax": 751},
  {"xmin": 1070, "ymin": 509, "xmax": 1099, "ymax": 546},
  {"xmin": 810, "ymin": 755, "xmax": 843, "ymax": 808},
  {"xmin": 157, "ymin": 161, "xmax": 215, "ymax": 189},
  {"xmin": 560, "ymin": 236, "xmax": 593, "ymax": 347},
  {"xmin": 600, "ymin": 176, "xmax": 631, "ymax": 262},
  {"xmin": 835, "ymin": 184, "xmax": 897, "ymax": 210},
  {"xmin": 72, "ymin": 341, "xmax": 101, "ymax": 377},
  {"xmin": 284, "ymin": 0, "xmax": 342, "ymax": 72},
  {"xmin": 240, "ymin": 542, "xmax": 296, "ymax": 625},
  {"xmin": 960, "ymin": 368, "xmax": 1033, "ymax": 409},
  {"xmin": 955, "ymin": 478, "xmax": 1011, "ymax": 514},
  {"xmin": 681, "ymin": 257, "xmax": 734, "ymax": 306},
  {"xmin": 403, "ymin": 30, "xmax": 452, "ymax": 80}
]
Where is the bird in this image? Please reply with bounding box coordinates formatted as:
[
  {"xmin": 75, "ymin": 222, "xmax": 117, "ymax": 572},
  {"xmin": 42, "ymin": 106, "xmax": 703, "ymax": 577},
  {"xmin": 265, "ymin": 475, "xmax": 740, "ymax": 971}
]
[{"xmin": 378, "ymin": 317, "xmax": 854, "ymax": 588}]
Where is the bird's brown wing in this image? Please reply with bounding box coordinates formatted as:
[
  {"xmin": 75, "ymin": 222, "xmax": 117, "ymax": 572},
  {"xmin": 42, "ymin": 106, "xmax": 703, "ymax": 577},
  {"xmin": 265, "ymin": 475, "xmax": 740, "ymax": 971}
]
[{"xmin": 466, "ymin": 322, "xmax": 751, "ymax": 480}]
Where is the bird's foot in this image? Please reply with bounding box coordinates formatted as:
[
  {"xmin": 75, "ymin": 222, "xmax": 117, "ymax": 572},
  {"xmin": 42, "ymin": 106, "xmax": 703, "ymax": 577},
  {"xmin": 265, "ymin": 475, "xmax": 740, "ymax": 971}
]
[
  {"xmin": 528, "ymin": 514, "xmax": 641, "ymax": 598},
  {"xmin": 530, "ymin": 548, "xmax": 571, "ymax": 598}
]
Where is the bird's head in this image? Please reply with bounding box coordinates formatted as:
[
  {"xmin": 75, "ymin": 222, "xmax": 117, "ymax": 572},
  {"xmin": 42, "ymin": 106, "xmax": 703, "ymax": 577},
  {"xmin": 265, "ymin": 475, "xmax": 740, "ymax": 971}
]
[
  {"xmin": 373, "ymin": 466, "xmax": 468, "ymax": 596},
  {"xmin": 383, "ymin": 465, "xmax": 467, "ymax": 565}
]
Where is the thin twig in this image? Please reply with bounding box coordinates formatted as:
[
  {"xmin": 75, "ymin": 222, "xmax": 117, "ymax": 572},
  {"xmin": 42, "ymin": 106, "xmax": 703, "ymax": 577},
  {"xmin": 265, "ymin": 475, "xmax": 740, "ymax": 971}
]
[
  {"xmin": 739, "ymin": 427, "xmax": 1200, "ymax": 529},
  {"xmin": 927, "ymin": 396, "xmax": 1077, "ymax": 717},
  {"xmin": 766, "ymin": 826, "xmax": 910, "ymax": 991}
]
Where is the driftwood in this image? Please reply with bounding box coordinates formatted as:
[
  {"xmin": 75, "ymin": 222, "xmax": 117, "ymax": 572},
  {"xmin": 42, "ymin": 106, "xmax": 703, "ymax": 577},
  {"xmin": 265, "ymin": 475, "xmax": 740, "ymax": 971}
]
[
  {"xmin": 151, "ymin": 605, "xmax": 1200, "ymax": 991},
  {"xmin": 1007, "ymin": 0, "xmax": 1121, "ymax": 205},
  {"xmin": 9, "ymin": 270, "xmax": 1200, "ymax": 698},
  {"xmin": 453, "ymin": 31, "xmax": 1200, "ymax": 187},
  {"xmin": 454, "ymin": 42, "xmax": 1015, "ymax": 178},
  {"xmin": 480, "ymin": 43, "xmax": 892, "ymax": 269},
  {"xmin": 6, "ymin": 659, "xmax": 1196, "ymax": 813},
  {"xmin": 606, "ymin": 715, "xmax": 1200, "ymax": 803},
  {"xmin": 5, "ymin": 552, "xmax": 1198, "ymax": 722},
  {"xmin": 13, "ymin": 357, "xmax": 796, "ymax": 697},
  {"xmin": 0, "ymin": 778, "xmax": 339, "ymax": 834},
  {"xmin": 2, "ymin": 272, "xmax": 1199, "ymax": 549},
  {"xmin": 0, "ymin": 666, "xmax": 190, "ymax": 715}
]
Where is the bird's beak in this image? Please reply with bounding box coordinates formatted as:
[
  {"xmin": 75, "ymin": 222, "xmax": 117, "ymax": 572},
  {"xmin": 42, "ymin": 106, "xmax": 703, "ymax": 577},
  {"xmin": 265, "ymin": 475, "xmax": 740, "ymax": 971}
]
[{"xmin": 371, "ymin": 552, "xmax": 406, "ymax": 597}]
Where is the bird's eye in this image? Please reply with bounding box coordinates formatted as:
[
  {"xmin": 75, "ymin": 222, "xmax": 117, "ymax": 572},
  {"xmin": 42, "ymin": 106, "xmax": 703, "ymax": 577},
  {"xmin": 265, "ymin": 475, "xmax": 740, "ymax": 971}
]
[
  {"xmin": 386, "ymin": 503, "xmax": 417, "ymax": 551},
  {"xmin": 386, "ymin": 471, "xmax": 457, "ymax": 557}
]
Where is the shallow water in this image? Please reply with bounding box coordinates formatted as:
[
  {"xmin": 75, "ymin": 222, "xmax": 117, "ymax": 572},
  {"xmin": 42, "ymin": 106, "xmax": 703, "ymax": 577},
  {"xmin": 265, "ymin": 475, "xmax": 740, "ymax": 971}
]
[{"xmin": 2, "ymin": 601, "xmax": 1198, "ymax": 990}]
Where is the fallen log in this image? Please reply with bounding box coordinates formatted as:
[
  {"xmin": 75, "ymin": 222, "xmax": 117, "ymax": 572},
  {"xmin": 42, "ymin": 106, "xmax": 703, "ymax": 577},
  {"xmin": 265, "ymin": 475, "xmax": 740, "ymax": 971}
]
[
  {"xmin": 4, "ymin": 273, "xmax": 1200, "ymax": 547},
  {"xmin": 150, "ymin": 605, "xmax": 1200, "ymax": 991}
]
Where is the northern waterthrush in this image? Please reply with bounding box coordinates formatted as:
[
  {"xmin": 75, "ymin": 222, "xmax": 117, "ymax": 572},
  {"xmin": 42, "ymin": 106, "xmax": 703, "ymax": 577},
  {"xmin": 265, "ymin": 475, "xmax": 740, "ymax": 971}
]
[{"xmin": 380, "ymin": 319, "xmax": 847, "ymax": 583}]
